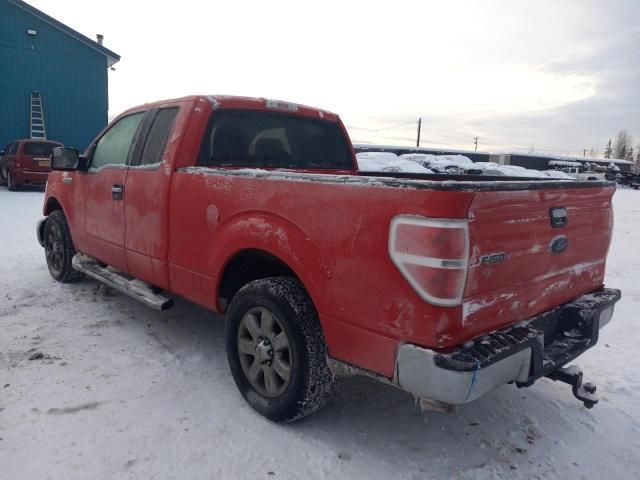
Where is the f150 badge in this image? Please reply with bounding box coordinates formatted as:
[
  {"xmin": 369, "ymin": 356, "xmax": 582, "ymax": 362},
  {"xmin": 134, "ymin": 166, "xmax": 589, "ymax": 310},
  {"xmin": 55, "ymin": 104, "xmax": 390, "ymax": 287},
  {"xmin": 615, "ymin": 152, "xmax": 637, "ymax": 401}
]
[{"xmin": 480, "ymin": 253, "xmax": 506, "ymax": 265}]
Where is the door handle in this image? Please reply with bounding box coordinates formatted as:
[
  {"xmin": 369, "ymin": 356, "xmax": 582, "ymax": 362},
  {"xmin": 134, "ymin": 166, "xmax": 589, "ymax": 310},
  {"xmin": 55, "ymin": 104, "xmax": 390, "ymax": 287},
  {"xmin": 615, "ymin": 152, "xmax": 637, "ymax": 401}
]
[{"xmin": 112, "ymin": 184, "xmax": 124, "ymax": 201}]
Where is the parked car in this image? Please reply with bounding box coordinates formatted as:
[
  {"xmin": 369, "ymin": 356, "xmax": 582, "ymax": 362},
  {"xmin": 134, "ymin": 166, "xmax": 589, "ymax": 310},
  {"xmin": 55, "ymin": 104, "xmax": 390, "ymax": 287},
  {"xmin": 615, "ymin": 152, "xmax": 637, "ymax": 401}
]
[
  {"xmin": 0, "ymin": 139, "xmax": 63, "ymax": 190},
  {"xmin": 560, "ymin": 166, "xmax": 606, "ymax": 181},
  {"xmin": 37, "ymin": 95, "xmax": 620, "ymax": 422}
]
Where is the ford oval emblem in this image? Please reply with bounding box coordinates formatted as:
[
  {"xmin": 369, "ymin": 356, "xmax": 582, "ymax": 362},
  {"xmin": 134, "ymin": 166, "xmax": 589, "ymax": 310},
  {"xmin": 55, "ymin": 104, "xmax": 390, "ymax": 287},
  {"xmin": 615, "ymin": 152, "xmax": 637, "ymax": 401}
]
[{"xmin": 550, "ymin": 235, "xmax": 569, "ymax": 254}]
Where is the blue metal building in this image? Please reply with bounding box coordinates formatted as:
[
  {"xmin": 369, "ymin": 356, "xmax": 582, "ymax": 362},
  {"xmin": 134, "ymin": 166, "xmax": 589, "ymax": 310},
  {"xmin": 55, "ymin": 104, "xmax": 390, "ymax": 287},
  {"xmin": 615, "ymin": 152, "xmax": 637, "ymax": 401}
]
[{"xmin": 0, "ymin": 0, "xmax": 120, "ymax": 150}]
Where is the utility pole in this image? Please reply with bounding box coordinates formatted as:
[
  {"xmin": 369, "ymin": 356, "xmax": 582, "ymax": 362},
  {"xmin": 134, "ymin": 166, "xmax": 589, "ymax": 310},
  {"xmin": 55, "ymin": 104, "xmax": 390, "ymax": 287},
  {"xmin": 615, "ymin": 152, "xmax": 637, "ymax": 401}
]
[
  {"xmin": 416, "ymin": 118, "xmax": 421, "ymax": 147},
  {"xmin": 473, "ymin": 136, "xmax": 479, "ymax": 152}
]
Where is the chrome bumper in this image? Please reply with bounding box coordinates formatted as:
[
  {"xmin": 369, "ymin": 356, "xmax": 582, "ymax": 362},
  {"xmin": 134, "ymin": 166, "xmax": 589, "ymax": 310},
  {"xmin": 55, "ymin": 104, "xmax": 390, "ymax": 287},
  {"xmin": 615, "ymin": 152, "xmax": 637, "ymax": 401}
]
[{"xmin": 395, "ymin": 288, "xmax": 621, "ymax": 405}]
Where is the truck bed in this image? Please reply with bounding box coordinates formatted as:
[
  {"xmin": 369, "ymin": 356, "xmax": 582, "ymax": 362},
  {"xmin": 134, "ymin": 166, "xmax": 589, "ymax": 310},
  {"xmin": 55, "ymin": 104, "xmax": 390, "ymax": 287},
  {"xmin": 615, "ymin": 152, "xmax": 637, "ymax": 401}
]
[{"xmin": 171, "ymin": 167, "xmax": 614, "ymax": 376}]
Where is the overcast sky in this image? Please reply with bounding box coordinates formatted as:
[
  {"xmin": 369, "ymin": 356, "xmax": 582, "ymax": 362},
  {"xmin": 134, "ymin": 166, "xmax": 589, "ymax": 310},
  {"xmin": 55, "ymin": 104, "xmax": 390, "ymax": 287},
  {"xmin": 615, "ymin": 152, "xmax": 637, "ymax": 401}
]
[{"xmin": 28, "ymin": 0, "xmax": 640, "ymax": 156}]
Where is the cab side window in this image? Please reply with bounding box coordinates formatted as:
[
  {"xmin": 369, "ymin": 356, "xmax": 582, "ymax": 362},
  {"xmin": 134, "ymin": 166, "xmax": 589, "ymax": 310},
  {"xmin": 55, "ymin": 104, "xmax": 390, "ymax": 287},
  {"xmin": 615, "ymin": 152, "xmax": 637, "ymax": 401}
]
[
  {"xmin": 139, "ymin": 108, "xmax": 179, "ymax": 166},
  {"xmin": 91, "ymin": 112, "xmax": 144, "ymax": 169}
]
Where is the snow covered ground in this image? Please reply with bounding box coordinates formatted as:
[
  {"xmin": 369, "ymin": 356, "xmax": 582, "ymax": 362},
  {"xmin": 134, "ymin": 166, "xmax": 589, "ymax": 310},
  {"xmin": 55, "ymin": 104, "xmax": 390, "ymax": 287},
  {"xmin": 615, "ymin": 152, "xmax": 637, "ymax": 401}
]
[{"xmin": 1, "ymin": 186, "xmax": 639, "ymax": 480}]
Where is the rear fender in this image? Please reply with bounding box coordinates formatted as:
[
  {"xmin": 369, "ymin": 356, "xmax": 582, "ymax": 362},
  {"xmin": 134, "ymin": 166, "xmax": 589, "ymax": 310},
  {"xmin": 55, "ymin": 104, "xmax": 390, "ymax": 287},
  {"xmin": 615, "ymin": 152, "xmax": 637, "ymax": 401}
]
[{"xmin": 210, "ymin": 211, "xmax": 333, "ymax": 314}]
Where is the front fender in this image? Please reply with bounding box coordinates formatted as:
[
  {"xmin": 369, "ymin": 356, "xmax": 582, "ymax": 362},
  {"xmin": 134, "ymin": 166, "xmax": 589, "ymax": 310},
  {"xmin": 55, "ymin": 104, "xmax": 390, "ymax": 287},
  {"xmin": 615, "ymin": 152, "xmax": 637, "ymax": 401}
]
[{"xmin": 41, "ymin": 171, "xmax": 82, "ymax": 244}]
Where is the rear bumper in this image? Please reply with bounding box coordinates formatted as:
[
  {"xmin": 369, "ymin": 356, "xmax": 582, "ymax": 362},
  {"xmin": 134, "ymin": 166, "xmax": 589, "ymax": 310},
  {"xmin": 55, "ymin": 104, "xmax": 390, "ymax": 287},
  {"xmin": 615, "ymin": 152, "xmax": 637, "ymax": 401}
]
[
  {"xmin": 395, "ymin": 288, "xmax": 621, "ymax": 404},
  {"xmin": 14, "ymin": 169, "xmax": 49, "ymax": 185}
]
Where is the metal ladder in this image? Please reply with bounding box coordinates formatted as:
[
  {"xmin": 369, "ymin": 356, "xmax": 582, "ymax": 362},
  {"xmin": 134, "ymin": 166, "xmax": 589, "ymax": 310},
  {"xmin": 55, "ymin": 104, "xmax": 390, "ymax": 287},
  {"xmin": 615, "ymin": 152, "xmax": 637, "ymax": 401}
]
[{"xmin": 30, "ymin": 91, "xmax": 46, "ymax": 139}]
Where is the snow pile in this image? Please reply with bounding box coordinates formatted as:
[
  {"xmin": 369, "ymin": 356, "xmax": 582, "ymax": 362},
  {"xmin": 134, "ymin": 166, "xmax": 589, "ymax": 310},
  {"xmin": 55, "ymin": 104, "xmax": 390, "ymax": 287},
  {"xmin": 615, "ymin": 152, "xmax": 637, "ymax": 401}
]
[
  {"xmin": 543, "ymin": 170, "xmax": 576, "ymax": 179},
  {"xmin": 356, "ymin": 152, "xmax": 433, "ymax": 173},
  {"xmin": 549, "ymin": 160, "xmax": 582, "ymax": 168},
  {"xmin": 497, "ymin": 165, "xmax": 548, "ymax": 178},
  {"xmin": 357, "ymin": 152, "xmax": 476, "ymax": 175},
  {"xmin": 359, "ymin": 151, "xmax": 574, "ymax": 179},
  {"xmin": 398, "ymin": 153, "xmax": 474, "ymax": 173},
  {"xmin": 470, "ymin": 161, "xmax": 506, "ymax": 176},
  {"xmin": 424, "ymin": 156, "xmax": 475, "ymax": 174},
  {"xmin": 428, "ymin": 154, "xmax": 474, "ymax": 166}
]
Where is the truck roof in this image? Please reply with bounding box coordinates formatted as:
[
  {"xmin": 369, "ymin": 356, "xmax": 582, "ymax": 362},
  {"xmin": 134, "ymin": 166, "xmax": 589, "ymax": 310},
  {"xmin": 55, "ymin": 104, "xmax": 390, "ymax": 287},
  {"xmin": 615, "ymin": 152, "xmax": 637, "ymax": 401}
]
[
  {"xmin": 10, "ymin": 139, "xmax": 63, "ymax": 145},
  {"xmin": 125, "ymin": 95, "xmax": 340, "ymax": 123}
]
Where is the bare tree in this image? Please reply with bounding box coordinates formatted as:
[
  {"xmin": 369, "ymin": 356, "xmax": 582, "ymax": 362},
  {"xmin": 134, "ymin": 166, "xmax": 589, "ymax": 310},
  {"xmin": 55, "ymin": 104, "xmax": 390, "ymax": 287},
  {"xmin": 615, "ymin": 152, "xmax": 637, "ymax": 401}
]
[
  {"xmin": 604, "ymin": 139, "xmax": 612, "ymax": 158},
  {"xmin": 612, "ymin": 130, "xmax": 633, "ymax": 159},
  {"xmin": 588, "ymin": 146, "xmax": 599, "ymax": 158}
]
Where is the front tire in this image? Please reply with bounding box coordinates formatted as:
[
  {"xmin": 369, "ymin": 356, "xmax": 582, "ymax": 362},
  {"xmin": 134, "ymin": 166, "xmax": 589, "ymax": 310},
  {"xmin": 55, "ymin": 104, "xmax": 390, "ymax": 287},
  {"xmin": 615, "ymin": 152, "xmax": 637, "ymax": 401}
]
[
  {"xmin": 7, "ymin": 171, "xmax": 18, "ymax": 191},
  {"xmin": 44, "ymin": 210, "xmax": 84, "ymax": 283},
  {"xmin": 226, "ymin": 277, "xmax": 335, "ymax": 422}
]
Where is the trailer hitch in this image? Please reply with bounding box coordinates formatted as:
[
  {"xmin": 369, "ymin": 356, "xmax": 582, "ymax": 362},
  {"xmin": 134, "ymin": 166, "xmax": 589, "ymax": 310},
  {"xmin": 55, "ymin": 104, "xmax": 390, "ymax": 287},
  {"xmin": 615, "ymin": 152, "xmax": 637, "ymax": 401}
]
[{"xmin": 547, "ymin": 365, "xmax": 598, "ymax": 409}]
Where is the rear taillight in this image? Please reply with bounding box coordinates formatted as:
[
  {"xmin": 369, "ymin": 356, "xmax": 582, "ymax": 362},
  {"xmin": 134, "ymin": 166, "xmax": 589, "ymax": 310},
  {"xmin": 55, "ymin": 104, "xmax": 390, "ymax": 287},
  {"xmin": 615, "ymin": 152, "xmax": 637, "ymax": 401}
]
[
  {"xmin": 606, "ymin": 206, "xmax": 614, "ymax": 257},
  {"xmin": 389, "ymin": 215, "xmax": 469, "ymax": 306}
]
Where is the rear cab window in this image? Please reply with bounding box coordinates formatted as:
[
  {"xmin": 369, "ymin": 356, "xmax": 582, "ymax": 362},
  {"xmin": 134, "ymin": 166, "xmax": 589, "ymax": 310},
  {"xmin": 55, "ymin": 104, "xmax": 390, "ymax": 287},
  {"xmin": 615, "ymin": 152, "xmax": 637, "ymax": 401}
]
[
  {"xmin": 197, "ymin": 110, "xmax": 353, "ymax": 170},
  {"xmin": 23, "ymin": 142, "xmax": 59, "ymax": 156}
]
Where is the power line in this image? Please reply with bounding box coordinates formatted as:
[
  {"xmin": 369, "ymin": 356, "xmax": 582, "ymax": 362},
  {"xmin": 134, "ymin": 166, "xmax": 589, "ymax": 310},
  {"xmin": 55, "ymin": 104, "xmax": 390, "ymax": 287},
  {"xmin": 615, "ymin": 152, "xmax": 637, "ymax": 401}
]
[
  {"xmin": 348, "ymin": 121, "xmax": 593, "ymax": 156},
  {"xmin": 347, "ymin": 120, "xmax": 417, "ymax": 133}
]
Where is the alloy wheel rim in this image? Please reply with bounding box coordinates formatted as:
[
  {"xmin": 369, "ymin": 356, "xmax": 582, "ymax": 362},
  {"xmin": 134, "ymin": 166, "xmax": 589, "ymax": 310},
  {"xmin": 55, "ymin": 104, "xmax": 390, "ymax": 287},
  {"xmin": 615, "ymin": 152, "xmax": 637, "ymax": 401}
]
[{"xmin": 237, "ymin": 306, "xmax": 292, "ymax": 398}]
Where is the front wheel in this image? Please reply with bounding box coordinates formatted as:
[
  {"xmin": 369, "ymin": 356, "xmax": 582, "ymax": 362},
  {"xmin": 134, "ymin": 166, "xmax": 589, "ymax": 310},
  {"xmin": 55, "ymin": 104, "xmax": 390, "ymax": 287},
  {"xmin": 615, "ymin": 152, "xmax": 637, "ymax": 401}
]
[
  {"xmin": 7, "ymin": 171, "xmax": 18, "ymax": 191},
  {"xmin": 44, "ymin": 210, "xmax": 84, "ymax": 283},
  {"xmin": 226, "ymin": 277, "xmax": 335, "ymax": 422}
]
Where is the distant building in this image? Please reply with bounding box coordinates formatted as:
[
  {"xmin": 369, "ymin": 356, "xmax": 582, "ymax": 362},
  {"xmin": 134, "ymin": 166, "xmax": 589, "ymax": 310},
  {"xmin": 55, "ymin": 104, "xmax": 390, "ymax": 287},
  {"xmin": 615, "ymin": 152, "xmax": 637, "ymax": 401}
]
[
  {"xmin": 0, "ymin": 0, "xmax": 120, "ymax": 150},
  {"xmin": 487, "ymin": 153, "xmax": 633, "ymax": 173}
]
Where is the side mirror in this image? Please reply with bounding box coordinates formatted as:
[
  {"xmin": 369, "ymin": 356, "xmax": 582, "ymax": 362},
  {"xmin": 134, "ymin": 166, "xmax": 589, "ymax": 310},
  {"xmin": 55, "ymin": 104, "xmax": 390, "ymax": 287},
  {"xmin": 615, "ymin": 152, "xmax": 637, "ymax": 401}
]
[{"xmin": 51, "ymin": 147, "xmax": 88, "ymax": 171}]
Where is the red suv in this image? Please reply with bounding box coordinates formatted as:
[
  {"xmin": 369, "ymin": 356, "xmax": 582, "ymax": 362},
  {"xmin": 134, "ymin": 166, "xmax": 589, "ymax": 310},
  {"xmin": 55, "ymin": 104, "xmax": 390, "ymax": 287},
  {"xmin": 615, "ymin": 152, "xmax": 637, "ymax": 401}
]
[{"xmin": 0, "ymin": 139, "xmax": 63, "ymax": 190}]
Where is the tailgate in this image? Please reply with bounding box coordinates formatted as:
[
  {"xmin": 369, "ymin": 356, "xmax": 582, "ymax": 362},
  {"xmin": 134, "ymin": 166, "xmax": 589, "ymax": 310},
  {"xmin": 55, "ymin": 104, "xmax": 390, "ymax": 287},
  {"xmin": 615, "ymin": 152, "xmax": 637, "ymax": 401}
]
[
  {"xmin": 23, "ymin": 154, "xmax": 52, "ymax": 172},
  {"xmin": 461, "ymin": 184, "xmax": 614, "ymax": 338},
  {"xmin": 21, "ymin": 142, "xmax": 57, "ymax": 172}
]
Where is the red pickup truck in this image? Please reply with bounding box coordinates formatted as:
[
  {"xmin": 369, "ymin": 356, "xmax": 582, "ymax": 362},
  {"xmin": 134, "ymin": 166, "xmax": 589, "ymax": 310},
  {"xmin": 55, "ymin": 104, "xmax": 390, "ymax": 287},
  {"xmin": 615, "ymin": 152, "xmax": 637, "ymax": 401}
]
[{"xmin": 37, "ymin": 95, "xmax": 620, "ymax": 422}]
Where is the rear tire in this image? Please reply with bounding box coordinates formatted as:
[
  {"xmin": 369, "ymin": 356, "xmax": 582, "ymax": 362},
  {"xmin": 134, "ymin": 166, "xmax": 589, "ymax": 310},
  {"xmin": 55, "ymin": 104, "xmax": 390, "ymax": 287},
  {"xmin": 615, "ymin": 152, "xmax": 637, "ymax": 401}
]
[
  {"xmin": 226, "ymin": 277, "xmax": 335, "ymax": 422},
  {"xmin": 7, "ymin": 171, "xmax": 18, "ymax": 191},
  {"xmin": 44, "ymin": 210, "xmax": 84, "ymax": 283}
]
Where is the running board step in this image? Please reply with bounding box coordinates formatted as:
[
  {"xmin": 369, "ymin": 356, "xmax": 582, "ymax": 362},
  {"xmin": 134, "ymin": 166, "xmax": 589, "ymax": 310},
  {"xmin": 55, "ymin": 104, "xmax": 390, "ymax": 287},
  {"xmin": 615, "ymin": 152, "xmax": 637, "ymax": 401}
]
[{"xmin": 72, "ymin": 254, "xmax": 174, "ymax": 311}]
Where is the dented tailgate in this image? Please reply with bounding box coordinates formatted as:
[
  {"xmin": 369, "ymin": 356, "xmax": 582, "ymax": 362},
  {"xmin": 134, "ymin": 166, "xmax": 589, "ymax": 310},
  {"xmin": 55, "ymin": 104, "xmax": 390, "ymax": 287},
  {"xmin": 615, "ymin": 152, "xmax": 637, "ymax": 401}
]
[{"xmin": 461, "ymin": 184, "xmax": 615, "ymax": 339}]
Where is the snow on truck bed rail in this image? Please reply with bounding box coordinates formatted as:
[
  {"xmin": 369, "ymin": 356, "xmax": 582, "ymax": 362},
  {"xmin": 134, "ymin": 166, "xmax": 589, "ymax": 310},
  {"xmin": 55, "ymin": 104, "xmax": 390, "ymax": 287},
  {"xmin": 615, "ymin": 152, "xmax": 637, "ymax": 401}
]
[{"xmin": 179, "ymin": 166, "xmax": 588, "ymax": 192}]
